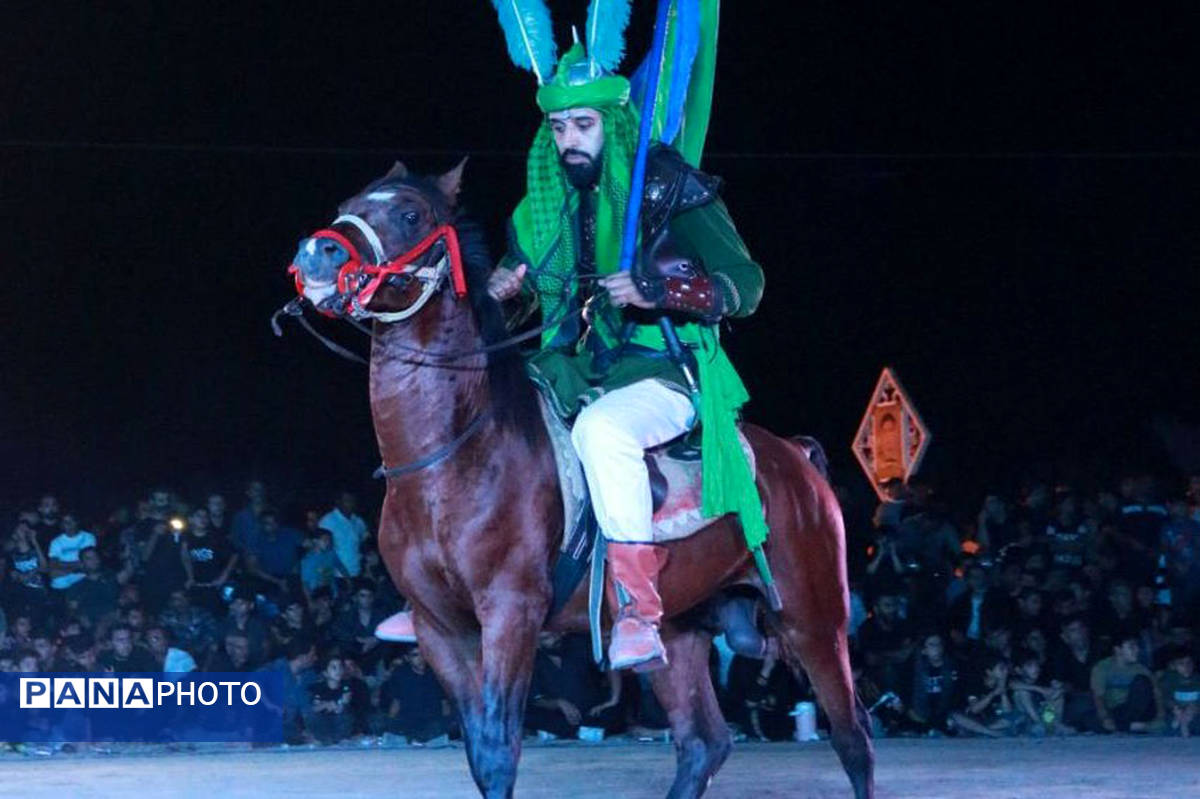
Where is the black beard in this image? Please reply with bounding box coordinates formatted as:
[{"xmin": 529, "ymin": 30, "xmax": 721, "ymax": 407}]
[{"xmin": 560, "ymin": 150, "xmax": 602, "ymax": 190}]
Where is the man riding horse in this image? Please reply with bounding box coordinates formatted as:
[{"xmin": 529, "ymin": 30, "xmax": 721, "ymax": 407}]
[{"xmin": 379, "ymin": 27, "xmax": 766, "ymax": 673}]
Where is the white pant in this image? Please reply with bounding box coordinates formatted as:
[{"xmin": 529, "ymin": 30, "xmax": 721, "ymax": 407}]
[{"xmin": 570, "ymin": 379, "xmax": 696, "ymax": 543}]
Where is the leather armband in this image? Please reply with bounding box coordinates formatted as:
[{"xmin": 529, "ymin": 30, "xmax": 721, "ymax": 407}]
[{"xmin": 635, "ymin": 273, "xmax": 725, "ymax": 323}]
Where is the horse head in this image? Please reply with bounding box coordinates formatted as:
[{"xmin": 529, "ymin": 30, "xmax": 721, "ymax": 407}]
[{"xmin": 289, "ymin": 159, "xmax": 468, "ymax": 320}]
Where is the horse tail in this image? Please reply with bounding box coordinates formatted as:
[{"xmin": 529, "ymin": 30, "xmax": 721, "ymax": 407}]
[{"xmin": 787, "ymin": 434, "xmax": 830, "ymax": 481}]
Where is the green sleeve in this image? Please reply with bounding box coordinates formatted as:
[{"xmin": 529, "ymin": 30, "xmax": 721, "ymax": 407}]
[{"xmin": 668, "ymin": 199, "xmax": 765, "ymax": 318}]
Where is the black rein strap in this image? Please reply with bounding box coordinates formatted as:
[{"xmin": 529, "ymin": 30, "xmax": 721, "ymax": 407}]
[{"xmin": 372, "ymin": 410, "xmax": 490, "ymax": 480}]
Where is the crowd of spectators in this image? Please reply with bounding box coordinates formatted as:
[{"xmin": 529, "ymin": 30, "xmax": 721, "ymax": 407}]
[{"xmin": 2, "ymin": 470, "xmax": 1198, "ymax": 748}]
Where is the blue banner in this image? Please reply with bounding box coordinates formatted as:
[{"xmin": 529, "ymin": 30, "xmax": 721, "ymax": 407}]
[{"xmin": 0, "ymin": 672, "xmax": 284, "ymax": 743}]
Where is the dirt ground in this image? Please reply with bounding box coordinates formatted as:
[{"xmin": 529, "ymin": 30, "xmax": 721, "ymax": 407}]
[{"xmin": 0, "ymin": 736, "xmax": 1196, "ymax": 798}]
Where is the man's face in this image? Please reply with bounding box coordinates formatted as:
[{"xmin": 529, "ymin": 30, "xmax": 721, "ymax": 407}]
[
  {"xmin": 225, "ymin": 635, "xmax": 249, "ymax": 666},
  {"xmin": 338, "ymin": 493, "xmax": 357, "ymax": 515},
  {"xmin": 231, "ymin": 598, "xmax": 251, "ymax": 618},
  {"xmin": 61, "ymin": 514, "xmax": 79, "ymax": 535},
  {"xmin": 38, "ymin": 495, "xmax": 59, "ymax": 519},
  {"xmin": 1114, "ymin": 639, "xmax": 1139, "ymax": 665},
  {"xmin": 246, "ymin": 481, "xmax": 265, "ymax": 503},
  {"xmin": 33, "ymin": 637, "xmax": 54, "ymax": 662},
  {"xmin": 284, "ymin": 603, "xmax": 304, "ymax": 625},
  {"xmin": 112, "ymin": 629, "xmax": 133, "ymax": 658},
  {"xmin": 207, "ymin": 494, "xmax": 226, "ymax": 516},
  {"xmin": 548, "ymin": 108, "xmax": 604, "ymax": 188},
  {"xmin": 355, "ymin": 588, "xmax": 374, "ymax": 610},
  {"xmin": 261, "ymin": 515, "xmax": 278, "ymax": 535},
  {"xmin": 1171, "ymin": 655, "xmax": 1195, "ymax": 679},
  {"xmin": 325, "ymin": 658, "xmax": 345, "ymax": 681},
  {"xmin": 1109, "ymin": 584, "xmax": 1133, "ymax": 614},
  {"xmin": 169, "ymin": 590, "xmax": 189, "ymax": 612},
  {"xmin": 188, "ymin": 509, "xmax": 209, "ymax": 533},
  {"xmin": 922, "ymin": 635, "xmax": 944, "ymax": 664},
  {"xmin": 875, "ymin": 596, "xmax": 898, "ymax": 620},
  {"xmin": 146, "ymin": 628, "xmax": 167, "ymax": 654}
]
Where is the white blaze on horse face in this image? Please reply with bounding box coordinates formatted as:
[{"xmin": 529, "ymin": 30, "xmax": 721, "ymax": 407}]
[
  {"xmin": 305, "ymin": 239, "xmax": 318, "ymax": 256},
  {"xmin": 548, "ymin": 107, "xmax": 604, "ymax": 163},
  {"xmin": 367, "ymin": 191, "xmax": 397, "ymax": 202}
]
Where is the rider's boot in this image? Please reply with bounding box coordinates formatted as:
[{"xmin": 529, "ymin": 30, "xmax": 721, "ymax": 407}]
[
  {"xmin": 606, "ymin": 541, "xmax": 669, "ymax": 672},
  {"xmin": 375, "ymin": 610, "xmax": 417, "ymax": 643}
]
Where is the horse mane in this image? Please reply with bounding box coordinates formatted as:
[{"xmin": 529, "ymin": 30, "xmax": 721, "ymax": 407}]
[{"xmin": 453, "ymin": 209, "xmax": 543, "ymax": 443}]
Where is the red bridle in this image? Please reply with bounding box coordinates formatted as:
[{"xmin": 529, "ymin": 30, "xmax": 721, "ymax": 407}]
[{"xmin": 289, "ymin": 222, "xmax": 467, "ymax": 319}]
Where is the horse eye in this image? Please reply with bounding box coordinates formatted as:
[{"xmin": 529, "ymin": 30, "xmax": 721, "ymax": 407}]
[{"xmin": 403, "ymin": 211, "xmax": 419, "ymax": 224}]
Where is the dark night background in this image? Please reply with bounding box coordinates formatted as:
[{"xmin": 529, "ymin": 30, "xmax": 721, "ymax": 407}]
[{"xmin": 2, "ymin": 2, "xmax": 1197, "ymax": 520}]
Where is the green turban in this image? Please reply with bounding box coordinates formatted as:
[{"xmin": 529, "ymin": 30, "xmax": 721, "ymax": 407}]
[{"xmin": 536, "ymin": 42, "xmax": 630, "ymax": 113}]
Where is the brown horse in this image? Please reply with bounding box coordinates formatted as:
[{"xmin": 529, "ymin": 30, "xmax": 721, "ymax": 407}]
[{"xmin": 287, "ymin": 160, "xmax": 874, "ymax": 799}]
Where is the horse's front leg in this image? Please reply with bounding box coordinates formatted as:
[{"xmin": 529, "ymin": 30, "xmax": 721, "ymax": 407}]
[{"xmin": 465, "ymin": 586, "xmax": 547, "ymax": 799}]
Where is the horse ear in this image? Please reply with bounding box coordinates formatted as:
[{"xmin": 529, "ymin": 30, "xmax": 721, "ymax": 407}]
[
  {"xmin": 436, "ymin": 157, "xmax": 468, "ymax": 207},
  {"xmin": 385, "ymin": 161, "xmax": 409, "ymax": 180}
]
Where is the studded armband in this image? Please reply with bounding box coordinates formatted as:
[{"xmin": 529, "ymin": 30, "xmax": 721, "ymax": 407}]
[{"xmin": 636, "ymin": 272, "xmax": 725, "ymax": 323}]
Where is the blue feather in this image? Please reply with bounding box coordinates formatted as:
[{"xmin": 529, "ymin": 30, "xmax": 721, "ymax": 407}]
[
  {"xmin": 585, "ymin": 0, "xmax": 632, "ymax": 75},
  {"xmin": 662, "ymin": 0, "xmax": 700, "ymax": 143},
  {"xmin": 491, "ymin": 0, "xmax": 556, "ymax": 84}
]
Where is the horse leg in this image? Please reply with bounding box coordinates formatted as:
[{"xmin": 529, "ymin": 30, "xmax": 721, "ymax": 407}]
[
  {"xmin": 411, "ymin": 612, "xmax": 488, "ymax": 789},
  {"xmin": 649, "ymin": 624, "xmax": 733, "ymax": 799},
  {"xmin": 458, "ymin": 594, "xmax": 545, "ymax": 799},
  {"xmin": 775, "ymin": 602, "xmax": 874, "ymax": 799}
]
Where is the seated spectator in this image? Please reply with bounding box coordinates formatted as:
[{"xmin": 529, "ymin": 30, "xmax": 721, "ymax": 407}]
[
  {"xmin": 1047, "ymin": 616, "xmax": 1102, "ymax": 731},
  {"xmin": 260, "ymin": 639, "xmax": 318, "ymax": 743},
  {"xmin": 379, "ymin": 646, "xmax": 455, "ymax": 742},
  {"xmin": 207, "ymin": 631, "xmax": 255, "ymax": 672},
  {"xmin": 304, "ymin": 654, "xmax": 356, "ymax": 744},
  {"xmin": 947, "ymin": 564, "xmax": 1003, "ymax": 649},
  {"xmin": 47, "ymin": 514, "xmax": 95, "ymax": 591},
  {"xmin": 33, "ymin": 495, "xmax": 62, "ymax": 547},
  {"xmin": 158, "ymin": 589, "xmax": 219, "ymax": 660},
  {"xmin": 523, "ymin": 632, "xmax": 619, "ymax": 740},
  {"xmin": 1010, "ymin": 649, "xmax": 1071, "ymax": 735},
  {"xmin": 309, "ymin": 587, "xmax": 335, "ymax": 636},
  {"xmin": 98, "ymin": 624, "xmax": 159, "ymax": 672},
  {"xmin": 1156, "ymin": 646, "xmax": 1200, "ymax": 737},
  {"xmin": 1091, "ymin": 580, "xmax": 1146, "ymax": 652},
  {"xmin": 241, "ymin": 509, "xmax": 304, "ymax": 597},
  {"xmin": 1045, "ymin": 494, "xmax": 1089, "ymax": 569},
  {"xmin": 950, "ymin": 654, "xmax": 1022, "ymax": 737},
  {"xmin": 319, "ymin": 492, "xmax": 369, "ymax": 578},
  {"xmin": 332, "ymin": 581, "xmax": 389, "ymax": 673},
  {"xmin": 32, "ymin": 633, "xmax": 68, "ymax": 671},
  {"xmin": 206, "ymin": 493, "xmax": 230, "ymax": 539},
  {"xmin": 66, "ymin": 547, "xmax": 122, "ymax": 627},
  {"xmin": 725, "ymin": 640, "xmax": 803, "ymax": 741},
  {"xmin": 301, "ymin": 528, "xmax": 349, "ymax": 599},
  {"xmin": 6, "ymin": 517, "xmax": 50, "ymax": 613},
  {"xmin": 217, "ymin": 587, "xmax": 271, "ymax": 667},
  {"xmin": 976, "ymin": 494, "xmax": 1017, "ymax": 555},
  {"xmin": 857, "ymin": 591, "xmax": 914, "ymax": 696},
  {"xmin": 182, "ymin": 507, "xmax": 239, "ymax": 615},
  {"xmin": 231, "ymin": 480, "xmax": 267, "ymax": 553},
  {"xmin": 272, "ymin": 595, "xmax": 315, "ymax": 653},
  {"xmin": 60, "ymin": 634, "xmax": 98, "ymax": 672},
  {"xmin": 1090, "ymin": 632, "xmax": 1164, "ymax": 733},
  {"xmin": 139, "ymin": 518, "xmax": 189, "ymax": 613},
  {"xmin": 145, "ymin": 625, "xmax": 196, "ymax": 672},
  {"xmin": 906, "ymin": 631, "xmax": 958, "ymax": 734}
]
